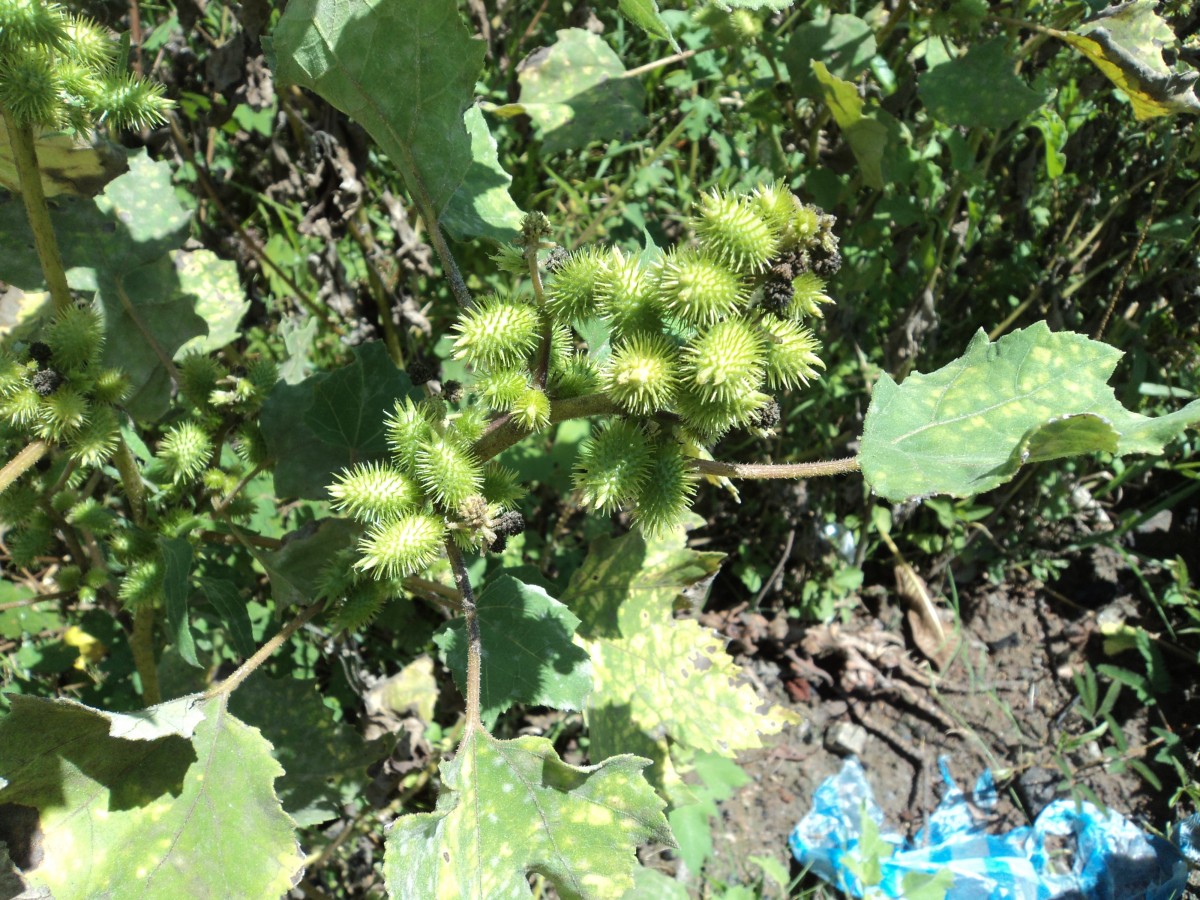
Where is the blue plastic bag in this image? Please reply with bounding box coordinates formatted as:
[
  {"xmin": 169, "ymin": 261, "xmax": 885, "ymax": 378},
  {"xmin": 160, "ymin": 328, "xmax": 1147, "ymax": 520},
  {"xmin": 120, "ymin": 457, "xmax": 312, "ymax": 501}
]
[{"xmin": 789, "ymin": 758, "xmax": 1190, "ymax": 899}]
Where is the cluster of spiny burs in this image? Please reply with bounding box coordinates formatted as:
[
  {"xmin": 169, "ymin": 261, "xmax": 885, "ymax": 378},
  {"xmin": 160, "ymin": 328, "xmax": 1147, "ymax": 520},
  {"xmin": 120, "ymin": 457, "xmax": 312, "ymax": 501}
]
[
  {"xmin": 0, "ymin": 0, "xmax": 169, "ymax": 132},
  {"xmin": 329, "ymin": 183, "xmax": 840, "ymax": 589},
  {"xmin": 0, "ymin": 300, "xmax": 277, "ymax": 597}
]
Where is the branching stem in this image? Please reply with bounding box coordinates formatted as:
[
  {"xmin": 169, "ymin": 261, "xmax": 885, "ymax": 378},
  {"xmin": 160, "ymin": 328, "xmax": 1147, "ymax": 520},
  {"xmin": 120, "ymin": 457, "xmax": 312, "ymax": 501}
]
[
  {"xmin": 206, "ymin": 599, "xmax": 327, "ymax": 699},
  {"xmin": 2, "ymin": 113, "xmax": 73, "ymax": 313},
  {"xmin": 445, "ymin": 538, "xmax": 483, "ymax": 735}
]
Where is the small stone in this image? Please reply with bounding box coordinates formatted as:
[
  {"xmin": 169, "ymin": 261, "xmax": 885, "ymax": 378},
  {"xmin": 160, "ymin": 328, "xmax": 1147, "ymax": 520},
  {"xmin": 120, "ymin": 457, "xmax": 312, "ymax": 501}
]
[{"xmin": 824, "ymin": 722, "xmax": 867, "ymax": 757}]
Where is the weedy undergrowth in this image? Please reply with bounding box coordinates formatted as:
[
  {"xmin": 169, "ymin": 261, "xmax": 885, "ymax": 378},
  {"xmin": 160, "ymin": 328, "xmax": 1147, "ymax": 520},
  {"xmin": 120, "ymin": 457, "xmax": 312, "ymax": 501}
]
[{"xmin": 0, "ymin": 0, "xmax": 1198, "ymax": 898}]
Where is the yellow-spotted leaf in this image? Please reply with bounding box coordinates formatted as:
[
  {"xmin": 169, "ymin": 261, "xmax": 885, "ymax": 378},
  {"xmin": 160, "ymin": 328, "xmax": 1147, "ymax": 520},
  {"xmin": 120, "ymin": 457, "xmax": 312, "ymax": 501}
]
[
  {"xmin": 384, "ymin": 730, "xmax": 671, "ymax": 900},
  {"xmin": 860, "ymin": 322, "xmax": 1200, "ymax": 502},
  {"xmin": 584, "ymin": 618, "xmax": 799, "ymax": 761},
  {"xmin": 561, "ymin": 526, "xmax": 724, "ymax": 641},
  {"xmin": 0, "ymin": 694, "xmax": 302, "ymax": 898}
]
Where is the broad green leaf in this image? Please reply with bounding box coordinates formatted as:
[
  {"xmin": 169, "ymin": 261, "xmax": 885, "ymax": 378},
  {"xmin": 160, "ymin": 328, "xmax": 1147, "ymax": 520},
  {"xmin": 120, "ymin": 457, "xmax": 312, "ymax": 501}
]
[
  {"xmin": 172, "ymin": 249, "xmax": 250, "ymax": 355},
  {"xmin": 159, "ymin": 536, "xmax": 198, "ymax": 668},
  {"xmin": 782, "ymin": 13, "xmax": 876, "ymax": 97},
  {"xmin": 197, "ymin": 577, "xmax": 256, "ymax": 657},
  {"xmin": 0, "ymin": 694, "xmax": 303, "ymax": 899},
  {"xmin": 259, "ymin": 342, "xmax": 420, "ymax": 498},
  {"xmin": 229, "ymin": 673, "xmax": 387, "ymax": 827},
  {"xmin": 439, "ymin": 107, "xmax": 523, "ymax": 243},
  {"xmin": 491, "ymin": 29, "xmax": 648, "ymax": 155},
  {"xmin": 919, "ymin": 38, "xmax": 1046, "ymax": 128},
  {"xmin": 584, "ymin": 618, "xmax": 799, "ymax": 761},
  {"xmin": 811, "ymin": 61, "xmax": 889, "ymax": 189},
  {"xmin": 0, "ymin": 122, "xmax": 127, "ymax": 197},
  {"xmin": 0, "ymin": 152, "xmax": 206, "ymax": 420},
  {"xmin": 1058, "ymin": 0, "xmax": 1200, "ymax": 119},
  {"xmin": 270, "ymin": 0, "xmax": 521, "ymax": 239},
  {"xmin": 434, "ymin": 575, "xmax": 592, "ymax": 726},
  {"xmin": 859, "ymin": 322, "xmax": 1200, "ymax": 502},
  {"xmin": 261, "ymin": 517, "xmax": 359, "ymax": 608},
  {"xmin": 617, "ymin": 0, "xmax": 678, "ymax": 50},
  {"xmin": 561, "ymin": 528, "xmax": 724, "ymax": 641},
  {"xmin": 384, "ymin": 729, "xmax": 671, "ymax": 899}
]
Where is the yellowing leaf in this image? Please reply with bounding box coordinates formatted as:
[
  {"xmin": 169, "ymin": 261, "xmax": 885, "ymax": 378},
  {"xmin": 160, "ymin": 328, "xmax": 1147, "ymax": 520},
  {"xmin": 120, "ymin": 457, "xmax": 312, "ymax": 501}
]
[
  {"xmin": 561, "ymin": 528, "xmax": 723, "ymax": 640},
  {"xmin": 0, "ymin": 694, "xmax": 303, "ymax": 899},
  {"xmin": 585, "ymin": 618, "xmax": 800, "ymax": 760},
  {"xmin": 384, "ymin": 730, "xmax": 671, "ymax": 899},
  {"xmin": 1057, "ymin": 1, "xmax": 1200, "ymax": 119}
]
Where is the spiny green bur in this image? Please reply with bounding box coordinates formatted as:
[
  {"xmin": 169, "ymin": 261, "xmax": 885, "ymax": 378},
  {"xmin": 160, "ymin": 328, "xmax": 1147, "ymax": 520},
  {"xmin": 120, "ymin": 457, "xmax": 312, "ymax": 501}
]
[{"xmin": 329, "ymin": 183, "xmax": 840, "ymax": 579}]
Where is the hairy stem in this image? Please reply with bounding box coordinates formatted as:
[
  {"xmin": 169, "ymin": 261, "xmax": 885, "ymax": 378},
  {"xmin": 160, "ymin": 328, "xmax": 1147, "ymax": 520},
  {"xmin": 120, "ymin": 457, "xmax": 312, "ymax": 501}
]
[
  {"xmin": 206, "ymin": 599, "xmax": 327, "ymax": 699},
  {"xmin": 445, "ymin": 538, "xmax": 483, "ymax": 735},
  {"xmin": 0, "ymin": 440, "xmax": 50, "ymax": 495},
  {"xmin": 690, "ymin": 455, "xmax": 860, "ymax": 479},
  {"xmin": 113, "ymin": 436, "xmax": 147, "ymax": 525},
  {"xmin": 3, "ymin": 114, "xmax": 73, "ymax": 313},
  {"xmin": 131, "ymin": 606, "xmax": 161, "ymax": 705},
  {"xmin": 428, "ymin": 220, "xmax": 473, "ymax": 310}
]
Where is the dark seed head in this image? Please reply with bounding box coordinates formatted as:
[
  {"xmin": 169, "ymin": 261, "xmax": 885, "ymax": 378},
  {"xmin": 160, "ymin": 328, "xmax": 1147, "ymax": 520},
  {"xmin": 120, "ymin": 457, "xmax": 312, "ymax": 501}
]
[
  {"xmin": 493, "ymin": 509, "xmax": 526, "ymax": 537},
  {"xmin": 406, "ymin": 358, "xmax": 438, "ymax": 386},
  {"xmin": 32, "ymin": 368, "xmax": 64, "ymax": 397}
]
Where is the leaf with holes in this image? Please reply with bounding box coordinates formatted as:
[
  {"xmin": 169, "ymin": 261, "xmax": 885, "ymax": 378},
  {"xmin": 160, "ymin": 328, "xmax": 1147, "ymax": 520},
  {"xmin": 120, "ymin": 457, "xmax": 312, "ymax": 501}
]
[
  {"xmin": 811, "ymin": 61, "xmax": 890, "ymax": 189},
  {"xmin": 859, "ymin": 322, "xmax": 1200, "ymax": 502},
  {"xmin": 434, "ymin": 575, "xmax": 592, "ymax": 727},
  {"xmin": 384, "ymin": 729, "xmax": 671, "ymax": 899},
  {"xmin": 0, "ymin": 694, "xmax": 302, "ymax": 899}
]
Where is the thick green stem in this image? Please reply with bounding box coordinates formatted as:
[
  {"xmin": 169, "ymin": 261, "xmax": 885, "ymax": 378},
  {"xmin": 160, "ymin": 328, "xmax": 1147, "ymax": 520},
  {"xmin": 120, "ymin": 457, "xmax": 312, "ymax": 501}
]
[
  {"xmin": 113, "ymin": 436, "xmax": 147, "ymax": 525},
  {"xmin": 2, "ymin": 114, "xmax": 73, "ymax": 313},
  {"xmin": 0, "ymin": 440, "xmax": 50, "ymax": 495},
  {"xmin": 445, "ymin": 539, "xmax": 483, "ymax": 735},
  {"xmin": 131, "ymin": 606, "xmax": 161, "ymax": 705}
]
